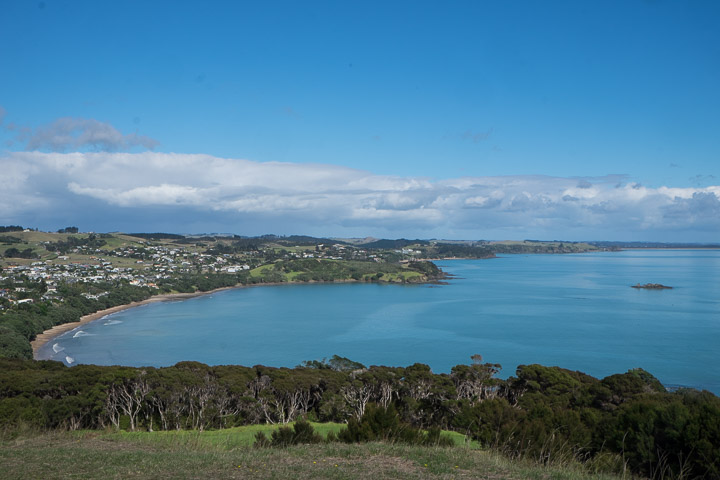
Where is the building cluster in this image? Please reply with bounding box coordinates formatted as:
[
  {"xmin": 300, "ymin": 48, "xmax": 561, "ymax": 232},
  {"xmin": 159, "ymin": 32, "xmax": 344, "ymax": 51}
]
[
  {"xmin": 0, "ymin": 243, "xmax": 235, "ymax": 309},
  {"xmin": 0, "ymin": 237, "xmax": 422, "ymax": 311}
]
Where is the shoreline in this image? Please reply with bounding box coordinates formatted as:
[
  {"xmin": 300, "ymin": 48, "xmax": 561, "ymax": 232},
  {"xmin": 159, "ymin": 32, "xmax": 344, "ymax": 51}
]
[
  {"xmin": 30, "ymin": 272, "xmax": 448, "ymax": 357},
  {"xmin": 31, "ymin": 285, "xmax": 245, "ymax": 357}
]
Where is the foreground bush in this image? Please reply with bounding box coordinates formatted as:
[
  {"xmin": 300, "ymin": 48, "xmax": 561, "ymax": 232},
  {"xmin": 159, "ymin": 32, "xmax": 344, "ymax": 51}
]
[
  {"xmin": 0, "ymin": 358, "xmax": 718, "ymax": 478},
  {"xmin": 254, "ymin": 418, "xmax": 323, "ymax": 447},
  {"xmin": 337, "ymin": 404, "xmax": 454, "ymax": 446}
]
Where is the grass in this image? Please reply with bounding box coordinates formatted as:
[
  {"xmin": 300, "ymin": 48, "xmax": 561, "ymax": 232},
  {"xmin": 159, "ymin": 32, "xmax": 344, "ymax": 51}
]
[
  {"xmin": 101, "ymin": 423, "xmax": 474, "ymax": 449},
  {"xmin": 0, "ymin": 232, "xmax": 129, "ymax": 267},
  {"xmin": 98, "ymin": 235, "xmax": 145, "ymax": 250},
  {"xmin": 0, "ymin": 425, "xmax": 623, "ymax": 480},
  {"xmin": 383, "ymin": 271, "xmax": 424, "ymax": 282},
  {"xmin": 106, "ymin": 422, "xmax": 348, "ymax": 449},
  {"xmin": 249, "ymin": 265, "xmax": 275, "ymax": 278}
]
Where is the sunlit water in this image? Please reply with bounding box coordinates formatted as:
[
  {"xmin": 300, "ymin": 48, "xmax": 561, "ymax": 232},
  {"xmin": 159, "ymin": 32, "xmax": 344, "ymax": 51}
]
[{"xmin": 38, "ymin": 250, "xmax": 720, "ymax": 392}]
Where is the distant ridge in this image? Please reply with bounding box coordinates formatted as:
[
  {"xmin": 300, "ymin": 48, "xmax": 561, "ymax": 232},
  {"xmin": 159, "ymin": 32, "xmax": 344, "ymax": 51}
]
[
  {"xmin": 357, "ymin": 238, "xmax": 430, "ymax": 249},
  {"xmin": 589, "ymin": 241, "xmax": 720, "ymax": 249},
  {"xmin": 127, "ymin": 232, "xmax": 185, "ymax": 240}
]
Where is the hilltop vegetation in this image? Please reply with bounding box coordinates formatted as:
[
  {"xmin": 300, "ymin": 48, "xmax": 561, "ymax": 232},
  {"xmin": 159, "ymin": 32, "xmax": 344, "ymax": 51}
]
[{"xmin": 0, "ymin": 357, "xmax": 718, "ymax": 478}]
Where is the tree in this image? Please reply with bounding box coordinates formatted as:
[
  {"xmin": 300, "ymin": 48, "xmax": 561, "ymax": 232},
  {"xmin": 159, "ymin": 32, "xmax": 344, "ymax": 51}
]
[
  {"xmin": 451, "ymin": 355, "xmax": 502, "ymax": 404},
  {"xmin": 0, "ymin": 326, "xmax": 33, "ymax": 359},
  {"xmin": 103, "ymin": 371, "xmax": 146, "ymax": 430},
  {"xmin": 3, "ymin": 247, "xmax": 36, "ymax": 259}
]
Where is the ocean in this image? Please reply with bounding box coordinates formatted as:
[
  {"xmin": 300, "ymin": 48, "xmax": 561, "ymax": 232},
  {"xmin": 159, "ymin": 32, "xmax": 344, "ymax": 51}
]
[{"xmin": 38, "ymin": 249, "xmax": 720, "ymax": 393}]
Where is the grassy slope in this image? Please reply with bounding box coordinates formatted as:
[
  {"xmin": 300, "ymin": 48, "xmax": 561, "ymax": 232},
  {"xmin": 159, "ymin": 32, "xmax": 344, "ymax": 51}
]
[
  {"xmin": 0, "ymin": 232, "xmax": 82, "ymax": 266},
  {"xmin": 0, "ymin": 233, "xmax": 194, "ymax": 269},
  {"xmin": 0, "ymin": 231, "xmax": 59, "ymax": 264},
  {"xmin": 0, "ymin": 425, "xmax": 622, "ymax": 480},
  {"xmin": 250, "ymin": 261, "xmax": 425, "ymax": 283}
]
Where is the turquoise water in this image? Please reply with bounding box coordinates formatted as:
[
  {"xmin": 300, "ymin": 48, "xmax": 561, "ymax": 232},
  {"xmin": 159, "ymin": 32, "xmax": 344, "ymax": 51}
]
[{"xmin": 39, "ymin": 250, "xmax": 720, "ymax": 392}]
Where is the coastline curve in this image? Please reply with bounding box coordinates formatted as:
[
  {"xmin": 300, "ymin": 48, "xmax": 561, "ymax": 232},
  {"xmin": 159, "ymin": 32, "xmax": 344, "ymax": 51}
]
[{"xmin": 31, "ymin": 286, "xmax": 244, "ymax": 357}]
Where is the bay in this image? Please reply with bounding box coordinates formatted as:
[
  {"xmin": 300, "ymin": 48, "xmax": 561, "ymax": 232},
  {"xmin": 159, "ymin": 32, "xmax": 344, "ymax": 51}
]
[{"xmin": 39, "ymin": 250, "xmax": 720, "ymax": 393}]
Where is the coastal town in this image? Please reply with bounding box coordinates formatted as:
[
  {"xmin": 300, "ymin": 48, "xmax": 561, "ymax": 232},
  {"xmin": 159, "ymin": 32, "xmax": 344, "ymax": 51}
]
[
  {"xmin": 2, "ymin": 240, "xmax": 252, "ymax": 305},
  {"xmin": 0, "ymin": 229, "xmax": 436, "ymax": 308},
  {"xmin": 0, "ymin": 227, "xmax": 615, "ymax": 312}
]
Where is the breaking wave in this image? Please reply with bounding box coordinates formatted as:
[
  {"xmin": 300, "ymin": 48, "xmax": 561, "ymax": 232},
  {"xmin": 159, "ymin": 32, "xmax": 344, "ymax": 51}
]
[{"xmin": 72, "ymin": 330, "xmax": 94, "ymax": 338}]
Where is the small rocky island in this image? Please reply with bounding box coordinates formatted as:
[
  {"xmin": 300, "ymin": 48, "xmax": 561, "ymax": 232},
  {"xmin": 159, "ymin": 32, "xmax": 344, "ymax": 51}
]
[{"xmin": 632, "ymin": 283, "xmax": 673, "ymax": 289}]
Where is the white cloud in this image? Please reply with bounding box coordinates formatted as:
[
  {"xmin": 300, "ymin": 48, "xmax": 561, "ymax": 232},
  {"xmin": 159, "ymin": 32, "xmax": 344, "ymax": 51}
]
[{"xmin": 1, "ymin": 151, "xmax": 719, "ymax": 239}]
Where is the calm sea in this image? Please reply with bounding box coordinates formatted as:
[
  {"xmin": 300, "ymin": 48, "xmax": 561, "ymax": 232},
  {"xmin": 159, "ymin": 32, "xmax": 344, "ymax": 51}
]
[{"xmin": 38, "ymin": 250, "xmax": 720, "ymax": 393}]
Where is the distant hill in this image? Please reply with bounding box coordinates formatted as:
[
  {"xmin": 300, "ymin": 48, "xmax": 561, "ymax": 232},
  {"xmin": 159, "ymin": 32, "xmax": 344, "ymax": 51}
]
[
  {"xmin": 589, "ymin": 241, "xmax": 720, "ymax": 249},
  {"xmin": 128, "ymin": 232, "xmax": 186, "ymax": 240},
  {"xmin": 358, "ymin": 238, "xmax": 430, "ymax": 249}
]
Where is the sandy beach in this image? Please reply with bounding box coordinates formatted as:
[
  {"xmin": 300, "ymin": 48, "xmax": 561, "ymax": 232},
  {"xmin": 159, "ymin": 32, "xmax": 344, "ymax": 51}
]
[{"xmin": 30, "ymin": 286, "xmax": 242, "ymax": 357}]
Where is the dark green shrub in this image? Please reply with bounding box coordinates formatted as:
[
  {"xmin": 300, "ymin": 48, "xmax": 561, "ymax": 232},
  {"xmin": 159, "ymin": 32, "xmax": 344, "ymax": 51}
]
[
  {"xmin": 253, "ymin": 431, "xmax": 270, "ymax": 448},
  {"xmin": 270, "ymin": 425, "xmax": 295, "ymax": 447},
  {"xmin": 337, "ymin": 404, "xmax": 452, "ymax": 446},
  {"xmin": 288, "ymin": 418, "xmax": 323, "ymax": 445},
  {"xmin": 256, "ymin": 419, "xmax": 324, "ymax": 448},
  {"xmin": 338, "ymin": 404, "xmax": 403, "ymax": 442},
  {"xmin": 0, "ymin": 326, "xmax": 32, "ymax": 359}
]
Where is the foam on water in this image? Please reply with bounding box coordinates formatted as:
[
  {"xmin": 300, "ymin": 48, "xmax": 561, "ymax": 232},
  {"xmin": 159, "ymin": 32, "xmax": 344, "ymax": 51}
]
[
  {"xmin": 72, "ymin": 330, "xmax": 94, "ymax": 338},
  {"xmin": 104, "ymin": 319, "xmax": 123, "ymax": 325},
  {"xmin": 52, "ymin": 343, "xmax": 64, "ymax": 353},
  {"xmin": 65, "ymin": 356, "xmax": 75, "ymax": 364}
]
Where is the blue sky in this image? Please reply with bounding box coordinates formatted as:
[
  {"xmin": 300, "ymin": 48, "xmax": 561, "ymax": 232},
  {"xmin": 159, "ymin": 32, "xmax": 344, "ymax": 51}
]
[{"xmin": 1, "ymin": 0, "xmax": 719, "ymax": 241}]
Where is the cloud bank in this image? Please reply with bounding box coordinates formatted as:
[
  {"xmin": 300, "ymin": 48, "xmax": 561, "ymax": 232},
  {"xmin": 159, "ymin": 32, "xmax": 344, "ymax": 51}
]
[{"xmin": 1, "ymin": 151, "xmax": 718, "ymax": 240}]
